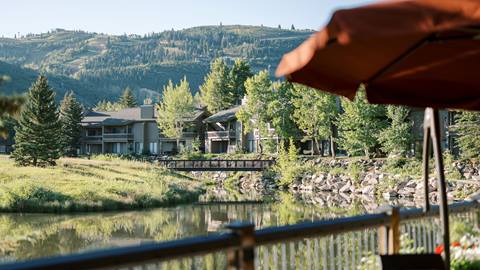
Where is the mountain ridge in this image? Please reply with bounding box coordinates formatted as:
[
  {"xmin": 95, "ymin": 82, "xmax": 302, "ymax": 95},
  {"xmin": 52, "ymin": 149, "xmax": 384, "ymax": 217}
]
[{"xmin": 0, "ymin": 25, "xmax": 313, "ymax": 106}]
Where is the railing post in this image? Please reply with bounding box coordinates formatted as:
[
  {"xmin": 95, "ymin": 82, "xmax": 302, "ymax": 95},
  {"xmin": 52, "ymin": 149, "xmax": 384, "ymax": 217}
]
[
  {"xmin": 226, "ymin": 222, "xmax": 255, "ymax": 270},
  {"xmin": 378, "ymin": 207, "xmax": 400, "ymax": 255}
]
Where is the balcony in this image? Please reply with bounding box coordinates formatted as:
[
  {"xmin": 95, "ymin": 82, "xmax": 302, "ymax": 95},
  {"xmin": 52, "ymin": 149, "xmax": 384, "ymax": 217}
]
[
  {"xmin": 206, "ymin": 130, "xmax": 236, "ymax": 140},
  {"xmin": 103, "ymin": 133, "xmax": 134, "ymax": 142},
  {"xmin": 82, "ymin": 136, "xmax": 102, "ymax": 143}
]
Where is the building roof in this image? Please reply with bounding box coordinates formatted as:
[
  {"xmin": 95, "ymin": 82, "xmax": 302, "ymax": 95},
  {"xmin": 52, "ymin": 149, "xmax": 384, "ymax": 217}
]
[
  {"xmin": 204, "ymin": 106, "xmax": 241, "ymax": 123},
  {"xmin": 82, "ymin": 105, "xmax": 206, "ymax": 126}
]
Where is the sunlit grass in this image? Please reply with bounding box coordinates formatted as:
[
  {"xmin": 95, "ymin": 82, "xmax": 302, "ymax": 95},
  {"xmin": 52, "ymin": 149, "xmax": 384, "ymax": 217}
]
[{"xmin": 0, "ymin": 156, "xmax": 204, "ymax": 213}]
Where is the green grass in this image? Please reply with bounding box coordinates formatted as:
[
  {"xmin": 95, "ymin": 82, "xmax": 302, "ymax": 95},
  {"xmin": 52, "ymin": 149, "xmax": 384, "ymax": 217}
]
[{"xmin": 0, "ymin": 156, "xmax": 205, "ymax": 213}]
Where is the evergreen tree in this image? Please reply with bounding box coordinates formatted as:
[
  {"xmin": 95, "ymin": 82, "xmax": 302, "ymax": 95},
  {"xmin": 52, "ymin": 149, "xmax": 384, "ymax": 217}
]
[
  {"xmin": 337, "ymin": 86, "xmax": 387, "ymax": 157},
  {"xmin": 228, "ymin": 58, "xmax": 253, "ymax": 104},
  {"xmin": 156, "ymin": 77, "xmax": 195, "ymax": 151},
  {"xmin": 59, "ymin": 91, "xmax": 84, "ymax": 157},
  {"xmin": 199, "ymin": 58, "xmax": 232, "ymax": 113},
  {"xmin": 118, "ymin": 87, "xmax": 137, "ymax": 108},
  {"xmin": 291, "ymin": 84, "xmax": 338, "ymax": 156},
  {"xmin": 378, "ymin": 105, "xmax": 413, "ymax": 156},
  {"xmin": 93, "ymin": 100, "xmax": 123, "ymax": 112},
  {"xmin": 11, "ymin": 76, "xmax": 62, "ymax": 166},
  {"xmin": 453, "ymin": 111, "xmax": 480, "ymax": 158}
]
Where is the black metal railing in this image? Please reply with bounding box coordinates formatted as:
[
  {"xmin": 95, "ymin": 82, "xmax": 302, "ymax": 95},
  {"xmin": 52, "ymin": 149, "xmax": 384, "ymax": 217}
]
[
  {"xmin": 157, "ymin": 159, "xmax": 276, "ymax": 171},
  {"xmin": 3, "ymin": 200, "xmax": 479, "ymax": 270}
]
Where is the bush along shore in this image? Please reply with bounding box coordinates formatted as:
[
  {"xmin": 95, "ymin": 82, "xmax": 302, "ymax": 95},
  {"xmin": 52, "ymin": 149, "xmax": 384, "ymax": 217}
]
[
  {"xmin": 0, "ymin": 156, "xmax": 204, "ymax": 213},
  {"xmin": 196, "ymin": 155, "xmax": 480, "ymax": 203}
]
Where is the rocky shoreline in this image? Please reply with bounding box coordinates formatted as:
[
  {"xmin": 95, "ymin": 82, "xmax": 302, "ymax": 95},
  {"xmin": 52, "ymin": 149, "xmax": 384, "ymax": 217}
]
[{"xmin": 191, "ymin": 158, "xmax": 480, "ymax": 203}]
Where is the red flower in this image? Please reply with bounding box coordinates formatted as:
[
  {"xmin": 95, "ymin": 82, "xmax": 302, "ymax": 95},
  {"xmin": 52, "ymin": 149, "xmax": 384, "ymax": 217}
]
[
  {"xmin": 452, "ymin": 242, "xmax": 461, "ymax": 247},
  {"xmin": 435, "ymin": 244, "xmax": 444, "ymax": 254}
]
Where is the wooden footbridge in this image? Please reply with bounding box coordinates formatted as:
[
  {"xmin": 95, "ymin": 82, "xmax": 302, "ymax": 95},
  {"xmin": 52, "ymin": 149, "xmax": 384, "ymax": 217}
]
[{"xmin": 157, "ymin": 159, "xmax": 275, "ymax": 171}]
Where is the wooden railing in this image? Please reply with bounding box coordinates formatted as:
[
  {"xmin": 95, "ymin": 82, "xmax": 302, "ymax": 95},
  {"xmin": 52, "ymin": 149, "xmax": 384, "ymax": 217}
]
[
  {"xmin": 206, "ymin": 130, "xmax": 236, "ymax": 139},
  {"xmin": 157, "ymin": 159, "xmax": 276, "ymax": 171},
  {"xmin": 3, "ymin": 200, "xmax": 479, "ymax": 270}
]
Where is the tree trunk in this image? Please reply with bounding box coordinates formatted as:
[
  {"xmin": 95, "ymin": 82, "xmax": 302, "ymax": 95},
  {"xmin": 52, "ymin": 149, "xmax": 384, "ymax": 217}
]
[
  {"xmin": 314, "ymin": 137, "xmax": 321, "ymax": 156},
  {"xmin": 176, "ymin": 138, "xmax": 180, "ymax": 154},
  {"xmin": 330, "ymin": 135, "xmax": 336, "ymax": 158}
]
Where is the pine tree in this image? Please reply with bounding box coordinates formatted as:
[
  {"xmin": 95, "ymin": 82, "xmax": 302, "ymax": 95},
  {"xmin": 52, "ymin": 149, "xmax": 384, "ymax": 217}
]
[
  {"xmin": 118, "ymin": 87, "xmax": 137, "ymax": 108},
  {"xmin": 11, "ymin": 76, "xmax": 62, "ymax": 166},
  {"xmin": 59, "ymin": 91, "xmax": 84, "ymax": 157},
  {"xmin": 199, "ymin": 58, "xmax": 232, "ymax": 113},
  {"xmin": 378, "ymin": 105, "xmax": 413, "ymax": 156},
  {"xmin": 452, "ymin": 111, "xmax": 480, "ymax": 158},
  {"xmin": 337, "ymin": 86, "xmax": 387, "ymax": 157},
  {"xmin": 156, "ymin": 77, "xmax": 195, "ymax": 151}
]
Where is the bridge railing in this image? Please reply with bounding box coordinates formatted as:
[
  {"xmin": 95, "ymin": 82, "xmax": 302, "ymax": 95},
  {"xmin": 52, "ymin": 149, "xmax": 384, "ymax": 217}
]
[
  {"xmin": 157, "ymin": 159, "xmax": 276, "ymax": 171},
  {"xmin": 4, "ymin": 200, "xmax": 480, "ymax": 270}
]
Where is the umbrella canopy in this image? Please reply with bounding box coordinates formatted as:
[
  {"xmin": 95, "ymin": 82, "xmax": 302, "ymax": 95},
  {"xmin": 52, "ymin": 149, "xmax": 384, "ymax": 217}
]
[{"xmin": 276, "ymin": 0, "xmax": 480, "ymax": 110}]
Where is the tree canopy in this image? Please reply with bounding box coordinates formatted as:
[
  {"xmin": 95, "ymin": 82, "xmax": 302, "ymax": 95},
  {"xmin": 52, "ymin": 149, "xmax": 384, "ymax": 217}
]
[
  {"xmin": 156, "ymin": 77, "xmax": 195, "ymax": 148},
  {"xmin": 337, "ymin": 86, "xmax": 387, "ymax": 157}
]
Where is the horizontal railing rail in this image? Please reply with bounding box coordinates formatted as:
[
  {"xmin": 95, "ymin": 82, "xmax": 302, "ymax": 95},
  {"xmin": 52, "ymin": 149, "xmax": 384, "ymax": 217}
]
[
  {"xmin": 3, "ymin": 200, "xmax": 479, "ymax": 270},
  {"xmin": 157, "ymin": 159, "xmax": 276, "ymax": 171}
]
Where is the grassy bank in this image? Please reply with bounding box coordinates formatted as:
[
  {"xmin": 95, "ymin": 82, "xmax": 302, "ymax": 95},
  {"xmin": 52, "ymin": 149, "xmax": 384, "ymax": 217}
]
[{"xmin": 0, "ymin": 156, "xmax": 205, "ymax": 213}]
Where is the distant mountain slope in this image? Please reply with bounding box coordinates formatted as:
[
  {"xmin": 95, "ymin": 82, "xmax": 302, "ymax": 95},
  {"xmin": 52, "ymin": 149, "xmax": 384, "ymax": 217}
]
[{"xmin": 0, "ymin": 25, "xmax": 313, "ymax": 106}]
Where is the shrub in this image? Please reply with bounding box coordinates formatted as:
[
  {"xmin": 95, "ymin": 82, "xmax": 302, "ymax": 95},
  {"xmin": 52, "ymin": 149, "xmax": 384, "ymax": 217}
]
[{"xmin": 274, "ymin": 139, "xmax": 301, "ymax": 187}]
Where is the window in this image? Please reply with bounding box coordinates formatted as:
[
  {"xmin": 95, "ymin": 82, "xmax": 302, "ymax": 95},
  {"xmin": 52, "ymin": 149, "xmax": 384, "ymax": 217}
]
[
  {"xmin": 149, "ymin": 142, "xmax": 158, "ymax": 154},
  {"xmin": 135, "ymin": 142, "xmax": 143, "ymax": 154}
]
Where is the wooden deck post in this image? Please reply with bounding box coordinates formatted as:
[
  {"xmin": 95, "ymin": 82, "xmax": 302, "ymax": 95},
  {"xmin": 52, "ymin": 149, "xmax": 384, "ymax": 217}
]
[
  {"xmin": 226, "ymin": 222, "xmax": 255, "ymax": 270},
  {"xmin": 378, "ymin": 207, "xmax": 400, "ymax": 255}
]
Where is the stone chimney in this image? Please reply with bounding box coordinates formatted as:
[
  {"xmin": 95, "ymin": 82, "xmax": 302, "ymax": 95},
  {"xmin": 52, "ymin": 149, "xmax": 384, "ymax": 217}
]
[{"xmin": 140, "ymin": 105, "xmax": 154, "ymax": 119}]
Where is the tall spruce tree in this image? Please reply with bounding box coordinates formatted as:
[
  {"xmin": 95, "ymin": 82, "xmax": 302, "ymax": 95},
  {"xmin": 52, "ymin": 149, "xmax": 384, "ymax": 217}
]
[
  {"xmin": 378, "ymin": 105, "xmax": 413, "ymax": 156},
  {"xmin": 119, "ymin": 87, "xmax": 137, "ymax": 108},
  {"xmin": 11, "ymin": 76, "xmax": 62, "ymax": 166},
  {"xmin": 199, "ymin": 58, "xmax": 232, "ymax": 113},
  {"xmin": 337, "ymin": 86, "xmax": 387, "ymax": 157},
  {"xmin": 453, "ymin": 111, "xmax": 480, "ymax": 158},
  {"xmin": 59, "ymin": 91, "xmax": 84, "ymax": 156}
]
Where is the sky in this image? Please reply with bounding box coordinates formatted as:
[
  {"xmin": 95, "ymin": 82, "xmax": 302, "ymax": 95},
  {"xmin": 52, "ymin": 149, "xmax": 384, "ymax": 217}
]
[{"xmin": 0, "ymin": 0, "xmax": 376, "ymax": 37}]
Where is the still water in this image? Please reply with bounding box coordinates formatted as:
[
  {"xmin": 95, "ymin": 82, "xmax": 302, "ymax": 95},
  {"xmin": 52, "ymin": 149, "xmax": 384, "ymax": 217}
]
[{"xmin": 0, "ymin": 193, "xmax": 382, "ymax": 264}]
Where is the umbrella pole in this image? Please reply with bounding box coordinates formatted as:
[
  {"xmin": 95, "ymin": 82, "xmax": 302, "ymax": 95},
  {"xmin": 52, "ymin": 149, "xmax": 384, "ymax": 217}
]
[{"xmin": 424, "ymin": 108, "xmax": 450, "ymax": 269}]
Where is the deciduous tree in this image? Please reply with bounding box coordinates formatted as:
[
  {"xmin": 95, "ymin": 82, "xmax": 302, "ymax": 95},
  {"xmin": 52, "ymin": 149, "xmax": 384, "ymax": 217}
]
[
  {"xmin": 199, "ymin": 58, "xmax": 232, "ymax": 113},
  {"xmin": 156, "ymin": 77, "xmax": 195, "ymax": 151},
  {"xmin": 291, "ymin": 84, "xmax": 338, "ymax": 156},
  {"xmin": 237, "ymin": 70, "xmax": 274, "ymax": 153}
]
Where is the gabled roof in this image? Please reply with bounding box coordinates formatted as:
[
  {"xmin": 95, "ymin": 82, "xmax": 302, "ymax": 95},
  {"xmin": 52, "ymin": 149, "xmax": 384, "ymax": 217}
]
[{"xmin": 204, "ymin": 105, "xmax": 241, "ymax": 123}]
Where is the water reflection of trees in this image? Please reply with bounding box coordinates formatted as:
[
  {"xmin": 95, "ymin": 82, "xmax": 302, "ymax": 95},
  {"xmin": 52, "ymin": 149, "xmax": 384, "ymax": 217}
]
[{"xmin": 0, "ymin": 195, "xmax": 412, "ymax": 262}]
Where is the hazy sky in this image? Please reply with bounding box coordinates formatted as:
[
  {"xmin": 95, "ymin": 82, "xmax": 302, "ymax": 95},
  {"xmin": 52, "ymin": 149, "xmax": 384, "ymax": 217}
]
[{"xmin": 1, "ymin": 0, "xmax": 376, "ymax": 37}]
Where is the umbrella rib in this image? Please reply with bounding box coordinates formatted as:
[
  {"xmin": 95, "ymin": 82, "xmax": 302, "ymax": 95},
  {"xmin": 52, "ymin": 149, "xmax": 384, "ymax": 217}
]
[{"xmin": 366, "ymin": 33, "xmax": 434, "ymax": 84}]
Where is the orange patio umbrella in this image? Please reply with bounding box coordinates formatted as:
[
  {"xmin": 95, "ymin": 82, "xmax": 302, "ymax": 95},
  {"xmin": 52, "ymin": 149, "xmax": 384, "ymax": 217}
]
[{"xmin": 276, "ymin": 0, "xmax": 480, "ymax": 268}]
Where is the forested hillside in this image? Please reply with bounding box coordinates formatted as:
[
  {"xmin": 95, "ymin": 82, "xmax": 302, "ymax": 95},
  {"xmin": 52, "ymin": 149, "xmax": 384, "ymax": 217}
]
[{"xmin": 0, "ymin": 25, "xmax": 312, "ymax": 106}]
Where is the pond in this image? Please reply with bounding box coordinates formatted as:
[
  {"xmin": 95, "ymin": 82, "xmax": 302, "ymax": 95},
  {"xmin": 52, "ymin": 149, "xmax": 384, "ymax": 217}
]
[
  {"xmin": 1, "ymin": 193, "xmax": 473, "ymax": 270},
  {"xmin": 0, "ymin": 193, "xmax": 384, "ymax": 264}
]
